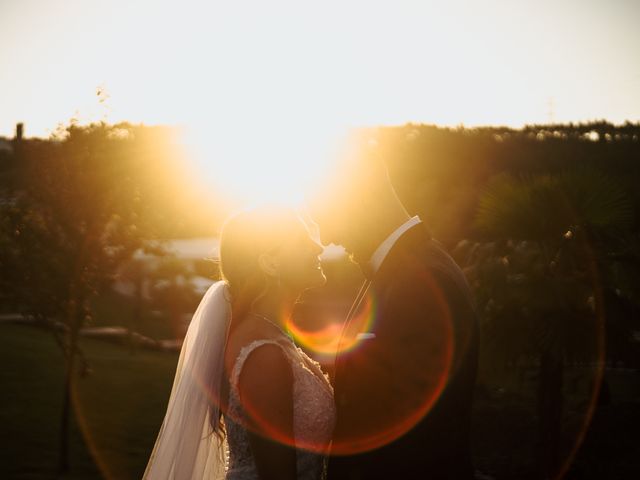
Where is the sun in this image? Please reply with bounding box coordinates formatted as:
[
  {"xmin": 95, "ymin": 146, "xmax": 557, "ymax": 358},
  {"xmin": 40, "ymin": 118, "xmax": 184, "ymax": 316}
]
[{"xmin": 183, "ymin": 118, "xmax": 345, "ymax": 208}]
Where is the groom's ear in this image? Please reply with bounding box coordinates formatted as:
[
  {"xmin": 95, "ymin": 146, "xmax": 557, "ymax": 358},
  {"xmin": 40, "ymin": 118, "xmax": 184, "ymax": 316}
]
[{"xmin": 257, "ymin": 253, "xmax": 280, "ymax": 277}]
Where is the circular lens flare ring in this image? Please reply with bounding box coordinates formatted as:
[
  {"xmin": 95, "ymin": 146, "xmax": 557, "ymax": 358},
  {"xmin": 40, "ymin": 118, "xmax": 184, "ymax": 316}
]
[{"xmin": 287, "ymin": 295, "xmax": 377, "ymax": 361}]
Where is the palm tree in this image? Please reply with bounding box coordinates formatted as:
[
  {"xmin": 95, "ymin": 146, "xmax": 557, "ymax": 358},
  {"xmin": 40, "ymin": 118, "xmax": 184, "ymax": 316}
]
[{"xmin": 467, "ymin": 168, "xmax": 634, "ymax": 479}]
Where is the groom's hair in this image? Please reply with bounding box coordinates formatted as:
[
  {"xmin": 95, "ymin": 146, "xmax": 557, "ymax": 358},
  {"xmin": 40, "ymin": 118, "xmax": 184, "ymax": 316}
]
[
  {"xmin": 320, "ymin": 132, "xmax": 396, "ymax": 209},
  {"xmin": 306, "ymin": 130, "xmax": 412, "ymax": 265},
  {"xmin": 311, "ymin": 131, "xmax": 402, "ymax": 225}
]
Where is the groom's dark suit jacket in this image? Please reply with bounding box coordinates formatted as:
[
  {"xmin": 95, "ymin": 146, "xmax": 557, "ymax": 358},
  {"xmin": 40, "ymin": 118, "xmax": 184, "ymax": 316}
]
[{"xmin": 328, "ymin": 223, "xmax": 478, "ymax": 479}]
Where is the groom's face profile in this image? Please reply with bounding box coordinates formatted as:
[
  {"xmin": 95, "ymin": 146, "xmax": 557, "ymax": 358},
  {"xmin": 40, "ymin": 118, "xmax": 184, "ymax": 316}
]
[
  {"xmin": 309, "ymin": 201, "xmax": 359, "ymax": 259},
  {"xmin": 307, "ymin": 156, "xmax": 379, "ymax": 264}
]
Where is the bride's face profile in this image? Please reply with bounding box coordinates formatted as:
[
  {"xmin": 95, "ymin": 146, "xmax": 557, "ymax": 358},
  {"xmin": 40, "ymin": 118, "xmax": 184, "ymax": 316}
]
[
  {"xmin": 266, "ymin": 219, "xmax": 326, "ymax": 293},
  {"xmin": 220, "ymin": 207, "xmax": 326, "ymax": 300}
]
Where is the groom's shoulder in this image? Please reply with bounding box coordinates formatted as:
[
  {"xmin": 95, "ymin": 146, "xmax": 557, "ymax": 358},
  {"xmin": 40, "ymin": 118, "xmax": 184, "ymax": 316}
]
[
  {"xmin": 377, "ymin": 234, "xmax": 473, "ymax": 310},
  {"xmin": 387, "ymin": 233, "xmax": 462, "ymax": 280}
]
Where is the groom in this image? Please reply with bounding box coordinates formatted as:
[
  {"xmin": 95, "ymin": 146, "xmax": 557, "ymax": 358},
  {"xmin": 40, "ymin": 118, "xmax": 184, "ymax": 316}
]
[{"xmin": 309, "ymin": 141, "xmax": 479, "ymax": 479}]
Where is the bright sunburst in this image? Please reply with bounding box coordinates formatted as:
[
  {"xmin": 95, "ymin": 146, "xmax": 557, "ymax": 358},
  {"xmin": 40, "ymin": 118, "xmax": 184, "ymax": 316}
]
[{"xmin": 183, "ymin": 117, "xmax": 345, "ymax": 207}]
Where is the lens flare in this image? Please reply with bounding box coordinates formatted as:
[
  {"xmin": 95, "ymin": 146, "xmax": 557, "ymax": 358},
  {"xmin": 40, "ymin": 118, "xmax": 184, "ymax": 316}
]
[
  {"xmin": 551, "ymin": 235, "xmax": 607, "ymax": 480},
  {"xmin": 72, "ymin": 380, "xmax": 117, "ymax": 480},
  {"xmin": 286, "ymin": 320, "xmax": 344, "ymax": 360},
  {"xmin": 328, "ymin": 272, "xmax": 456, "ymax": 456},
  {"xmin": 287, "ymin": 295, "xmax": 377, "ymax": 361}
]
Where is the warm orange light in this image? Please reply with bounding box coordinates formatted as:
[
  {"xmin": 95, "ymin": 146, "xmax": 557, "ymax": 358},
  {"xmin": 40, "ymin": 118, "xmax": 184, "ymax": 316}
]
[{"xmin": 286, "ymin": 294, "xmax": 377, "ymax": 361}]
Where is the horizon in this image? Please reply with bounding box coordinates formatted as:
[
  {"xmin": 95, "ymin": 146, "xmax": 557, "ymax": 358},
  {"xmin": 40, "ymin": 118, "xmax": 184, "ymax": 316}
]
[
  {"xmin": 3, "ymin": 118, "xmax": 640, "ymax": 142},
  {"xmin": 3, "ymin": 0, "xmax": 638, "ymax": 205}
]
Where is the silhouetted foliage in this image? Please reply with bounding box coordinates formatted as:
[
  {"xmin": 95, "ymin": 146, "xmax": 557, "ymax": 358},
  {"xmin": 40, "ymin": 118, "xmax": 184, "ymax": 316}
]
[
  {"xmin": 0, "ymin": 122, "xmax": 229, "ymax": 472},
  {"xmin": 456, "ymin": 169, "xmax": 636, "ymax": 478},
  {"xmin": 1, "ymin": 123, "xmax": 163, "ymax": 471},
  {"xmin": 372, "ymin": 121, "xmax": 640, "ymax": 244}
]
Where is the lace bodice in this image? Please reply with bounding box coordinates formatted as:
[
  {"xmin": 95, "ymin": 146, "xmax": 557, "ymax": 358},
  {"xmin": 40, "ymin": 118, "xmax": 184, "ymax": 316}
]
[{"xmin": 223, "ymin": 337, "xmax": 335, "ymax": 480}]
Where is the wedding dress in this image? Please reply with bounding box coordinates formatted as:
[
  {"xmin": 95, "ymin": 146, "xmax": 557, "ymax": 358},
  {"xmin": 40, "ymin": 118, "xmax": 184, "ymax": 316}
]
[
  {"xmin": 225, "ymin": 336, "xmax": 335, "ymax": 479},
  {"xmin": 144, "ymin": 281, "xmax": 335, "ymax": 480}
]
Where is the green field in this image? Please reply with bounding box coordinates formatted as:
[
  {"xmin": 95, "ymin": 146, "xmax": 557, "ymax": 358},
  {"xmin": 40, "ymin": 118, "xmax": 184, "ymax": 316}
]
[
  {"xmin": 0, "ymin": 323, "xmax": 177, "ymax": 479},
  {"xmin": 2, "ymin": 322, "xmax": 639, "ymax": 479}
]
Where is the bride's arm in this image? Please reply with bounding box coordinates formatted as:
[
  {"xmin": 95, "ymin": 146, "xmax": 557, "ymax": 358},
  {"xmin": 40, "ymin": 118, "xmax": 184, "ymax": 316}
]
[{"xmin": 238, "ymin": 344, "xmax": 297, "ymax": 480}]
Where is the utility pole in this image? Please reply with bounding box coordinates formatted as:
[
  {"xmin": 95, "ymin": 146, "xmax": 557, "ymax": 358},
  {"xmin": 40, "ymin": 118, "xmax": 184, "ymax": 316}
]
[
  {"xmin": 15, "ymin": 122, "xmax": 24, "ymax": 142},
  {"xmin": 546, "ymin": 97, "xmax": 555, "ymax": 125}
]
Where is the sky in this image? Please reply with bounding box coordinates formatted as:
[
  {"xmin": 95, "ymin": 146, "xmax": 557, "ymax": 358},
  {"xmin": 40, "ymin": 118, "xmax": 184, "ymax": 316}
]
[
  {"xmin": 1, "ymin": 0, "xmax": 639, "ymax": 137},
  {"xmin": 1, "ymin": 0, "xmax": 639, "ymax": 203}
]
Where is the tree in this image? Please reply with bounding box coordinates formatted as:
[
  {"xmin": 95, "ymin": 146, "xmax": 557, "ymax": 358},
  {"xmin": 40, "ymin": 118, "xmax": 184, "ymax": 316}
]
[
  {"xmin": 373, "ymin": 122, "xmax": 640, "ymax": 244},
  {"xmin": 464, "ymin": 168, "xmax": 635, "ymax": 478},
  {"xmin": 0, "ymin": 123, "xmax": 163, "ymax": 472}
]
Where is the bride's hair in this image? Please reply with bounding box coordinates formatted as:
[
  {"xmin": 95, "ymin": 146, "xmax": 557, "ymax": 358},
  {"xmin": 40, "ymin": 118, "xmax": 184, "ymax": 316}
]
[
  {"xmin": 212, "ymin": 205, "xmax": 302, "ymax": 434},
  {"xmin": 219, "ymin": 205, "xmax": 302, "ymax": 319}
]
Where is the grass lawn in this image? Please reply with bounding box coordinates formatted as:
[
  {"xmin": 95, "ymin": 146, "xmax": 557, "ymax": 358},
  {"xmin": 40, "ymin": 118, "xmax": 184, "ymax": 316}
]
[
  {"xmin": 90, "ymin": 290, "xmax": 183, "ymax": 341},
  {"xmin": 2, "ymin": 322, "xmax": 639, "ymax": 479},
  {"xmin": 1, "ymin": 323, "xmax": 177, "ymax": 479}
]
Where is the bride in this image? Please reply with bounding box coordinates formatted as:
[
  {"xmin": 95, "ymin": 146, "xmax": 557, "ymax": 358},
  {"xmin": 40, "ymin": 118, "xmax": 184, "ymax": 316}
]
[{"xmin": 144, "ymin": 206, "xmax": 335, "ymax": 479}]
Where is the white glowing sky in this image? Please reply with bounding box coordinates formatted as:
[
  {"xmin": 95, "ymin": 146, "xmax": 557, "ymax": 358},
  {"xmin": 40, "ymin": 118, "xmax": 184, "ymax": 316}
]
[{"xmin": 1, "ymin": 0, "xmax": 639, "ymax": 204}]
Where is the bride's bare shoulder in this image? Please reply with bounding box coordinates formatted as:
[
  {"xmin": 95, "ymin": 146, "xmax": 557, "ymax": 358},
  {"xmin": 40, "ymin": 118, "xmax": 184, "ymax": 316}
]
[{"xmin": 224, "ymin": 318, "xmax": 283, "ymax": 372}]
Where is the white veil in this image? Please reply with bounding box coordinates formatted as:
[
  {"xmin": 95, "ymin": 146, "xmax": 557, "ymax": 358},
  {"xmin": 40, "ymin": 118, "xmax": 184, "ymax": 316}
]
[{"xmin": 144, "ymin": 280, "xmax": 231, "ymax": 480}]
